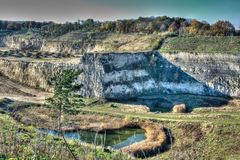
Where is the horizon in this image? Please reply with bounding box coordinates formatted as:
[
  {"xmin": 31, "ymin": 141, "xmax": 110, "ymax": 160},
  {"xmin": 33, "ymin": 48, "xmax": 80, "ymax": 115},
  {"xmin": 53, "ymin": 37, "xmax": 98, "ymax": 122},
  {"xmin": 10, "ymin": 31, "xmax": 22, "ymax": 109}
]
[{"xmin": 0, "ymin": 0, "xmax": 239, "ymax": 28}]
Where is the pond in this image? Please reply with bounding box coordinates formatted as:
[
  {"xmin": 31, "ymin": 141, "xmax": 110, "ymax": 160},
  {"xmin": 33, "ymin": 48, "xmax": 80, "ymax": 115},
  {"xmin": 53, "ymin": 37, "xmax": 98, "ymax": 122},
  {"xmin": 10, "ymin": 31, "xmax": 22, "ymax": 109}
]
[{"xmin": 40, "ymin": 128, "xmax": 145, "ymax": 149}]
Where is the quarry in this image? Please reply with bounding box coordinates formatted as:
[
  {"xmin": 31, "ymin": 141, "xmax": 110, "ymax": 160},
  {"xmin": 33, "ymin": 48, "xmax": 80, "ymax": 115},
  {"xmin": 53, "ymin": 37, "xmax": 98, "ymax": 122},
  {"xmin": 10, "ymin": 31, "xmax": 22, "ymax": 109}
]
[{"xmin": 0, "ymin": 27, "xmax": 240, "ymax": 159}]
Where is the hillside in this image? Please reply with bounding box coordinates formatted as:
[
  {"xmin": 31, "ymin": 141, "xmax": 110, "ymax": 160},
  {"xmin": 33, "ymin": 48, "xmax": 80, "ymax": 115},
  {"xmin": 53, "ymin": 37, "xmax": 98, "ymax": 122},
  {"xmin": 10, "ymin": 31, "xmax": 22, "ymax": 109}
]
[
  {"xmin": 160, "ymin": 36, "xmax": 240, "ymax": 54},
  {"xmin": 1, "ymin": 29, "xmax": 240, "ymax": 55}
]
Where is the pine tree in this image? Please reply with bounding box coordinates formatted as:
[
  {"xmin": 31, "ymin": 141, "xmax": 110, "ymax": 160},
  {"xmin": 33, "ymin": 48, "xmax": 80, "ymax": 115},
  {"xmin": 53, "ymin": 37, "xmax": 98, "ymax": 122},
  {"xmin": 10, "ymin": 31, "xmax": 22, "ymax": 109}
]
[{"xmin": 47, "ymin": 69, "xmax": 83, "ymax": 160}]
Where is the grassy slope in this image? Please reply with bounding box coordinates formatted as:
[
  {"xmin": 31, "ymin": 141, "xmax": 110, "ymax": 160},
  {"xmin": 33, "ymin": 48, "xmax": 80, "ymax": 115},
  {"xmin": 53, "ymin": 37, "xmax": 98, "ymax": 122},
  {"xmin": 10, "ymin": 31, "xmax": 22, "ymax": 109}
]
[
  {"xmin": 55, "ymin": 32, "xmax": 164, "ymax": 53},
  {"xmin": 80, "ymin": 100, "xmax": 240, "ymax": 160},
  {"xmin": 1, "ymin": 99, "xmax": 240, "ymax": 159},
  {"xmin": 3, "ymin": 30, "xmax": 240, "ymax": 55},
  {"xmin": 160, "ymin": 36, "xmax": 240, "ymax": 54},
  {"xmin": 55, "ymin": 32, "xmax": 240, "ymax": 54},
  {"xmin": 91, "ymin": 33, "xmax": 163, "ymax": 52},
  {"xmin": 0, "ymin": 112, "xmax": 132, "ymax": 160}
]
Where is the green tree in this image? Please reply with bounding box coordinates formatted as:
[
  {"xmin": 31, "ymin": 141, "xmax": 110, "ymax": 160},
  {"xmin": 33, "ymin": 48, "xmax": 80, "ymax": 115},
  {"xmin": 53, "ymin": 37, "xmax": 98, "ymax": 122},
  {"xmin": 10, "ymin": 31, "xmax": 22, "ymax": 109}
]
[
  {"xmin": 47, "ymin": 69, "xmax": 83, "ymax": 160},
  {"xmin": 82, "ymin": 19, "xmax": 95, "ymax": 31}
]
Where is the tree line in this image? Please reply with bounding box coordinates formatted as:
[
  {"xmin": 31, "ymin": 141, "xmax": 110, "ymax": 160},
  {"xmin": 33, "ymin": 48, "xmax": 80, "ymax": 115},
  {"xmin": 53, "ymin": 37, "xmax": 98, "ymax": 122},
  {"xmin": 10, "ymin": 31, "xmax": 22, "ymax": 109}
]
[
  {"xmin": 0, "ymin": 20, "xmax": 49, "ymax": 31},
  {"xmin": 0, "ymin": 16, "xmax": 238, "ymax": 37},
  {"xmin": 97, "ymin": 17, "xmax": 237, "ymax": 36}
]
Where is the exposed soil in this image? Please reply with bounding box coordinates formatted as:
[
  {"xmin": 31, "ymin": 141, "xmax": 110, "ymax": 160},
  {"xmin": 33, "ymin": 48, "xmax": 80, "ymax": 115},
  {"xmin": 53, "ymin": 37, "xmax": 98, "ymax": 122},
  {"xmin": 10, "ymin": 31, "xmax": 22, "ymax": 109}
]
[{"xmin": 0, "ymin": 76, "xmax": 52, "ymax": 104}]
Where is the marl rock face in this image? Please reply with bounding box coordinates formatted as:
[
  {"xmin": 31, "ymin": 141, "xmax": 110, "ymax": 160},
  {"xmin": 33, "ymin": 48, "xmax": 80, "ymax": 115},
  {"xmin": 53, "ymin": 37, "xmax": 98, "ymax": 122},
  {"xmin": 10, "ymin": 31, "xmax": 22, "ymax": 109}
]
[
  {"xmin": 162, "ymin": 52, "xmax": 240, "ymax": 97},
  {"xmin": 1, "ymin": 32, "xmax": 102, "ymax": 54},
  {"xmin": 1, "ymin": 32, "xmax": 159, "ymax": 54},
  {"xmin": 0, "ymin": 52, "xmax": 239, "ymax": 98},
  {"xmin": 2, "ymin": 36, "xmax": 96, "ymax": 54},
  {"xmin": 40, "ymin": 40, "xmax": 94, "ymax": 55},
  {"xmin": 2, "ymin": 36, "xmax": 42, "ymax": 50},
  {"xmin": 0, "ymin": 58, "xmax": 79, "ymax": 92},
  {"xmin": 79, "ymin": 52, "xmax": 240, "ymax": 98}
]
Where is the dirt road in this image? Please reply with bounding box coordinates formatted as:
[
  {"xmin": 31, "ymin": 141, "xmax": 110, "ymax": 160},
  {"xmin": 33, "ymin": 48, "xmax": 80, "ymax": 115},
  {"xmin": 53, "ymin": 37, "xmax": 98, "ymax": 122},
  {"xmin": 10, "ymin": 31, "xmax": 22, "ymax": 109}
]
[{"xmin": 0, "ymin": 76, "xmax": 52, "ymax": 104}]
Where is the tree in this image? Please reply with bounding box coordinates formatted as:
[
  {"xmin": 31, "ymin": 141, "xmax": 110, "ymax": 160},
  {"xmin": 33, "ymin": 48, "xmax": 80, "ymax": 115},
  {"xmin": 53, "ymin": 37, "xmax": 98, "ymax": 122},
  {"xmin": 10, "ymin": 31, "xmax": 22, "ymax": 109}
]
[
  {"xmin": 99, "ymin": 21, "xmax": 116, "ymax": 32},
  {"xmin": 168, "ymin": 21, "xmax": 180, "ymax": 33},
  {"xmin": 82, "ymin": 19, "xmax": 95, "ymax": 30},
  {"xmin": 188, "ymin": 19, "xmax": 203, "ymax": 35},
  {"xmin": 162, "ymin": 18, "xmax": 173, "ymax": 31},
  {"xmin": 115, "ymin": 20, "xmax": 126, "ymax": 33},
  {"xmin": 6, "ymin": 22, "xmax": 21, "ymax": 30},
  {"xmin": 0, "ymin": 21, "xmax": 8, "ymax": 30},
  {"xmin": 210, "ymin": 20, "xmax": 235, "ymax": 36},
  {"xmin": 47, "ymin": 69, "xmax": 83, "ymax": 160},
  {"xmin": 179, "ymin": 21, "xmax": 190, "ymax": 35},
  {"xmin": 200, "ymin": 23, "xmax": 211, "ymax": 35},
  {"xmin": 236, "ymin": 27, "xmax": 240, "ymax": 36}
]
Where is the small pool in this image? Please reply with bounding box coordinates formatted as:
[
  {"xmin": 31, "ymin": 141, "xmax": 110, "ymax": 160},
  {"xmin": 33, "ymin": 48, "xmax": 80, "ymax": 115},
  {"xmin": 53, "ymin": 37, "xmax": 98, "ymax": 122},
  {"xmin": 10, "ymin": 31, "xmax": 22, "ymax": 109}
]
[{"xmin": 40, "ymin": 128, "xmax": 145, "ymax": 149}]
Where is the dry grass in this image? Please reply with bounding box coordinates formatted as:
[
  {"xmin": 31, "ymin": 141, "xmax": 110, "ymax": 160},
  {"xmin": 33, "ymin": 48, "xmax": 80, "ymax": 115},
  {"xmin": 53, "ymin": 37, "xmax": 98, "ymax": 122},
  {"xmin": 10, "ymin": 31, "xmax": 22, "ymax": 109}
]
[
  {"xmin": 193, "ymin": 99, "xmax": 240, "ymax": 113},
  {"xmin": 8, "ymin": 98, "xmax": 240, "ymax": 159},
  {"xmin": 0, "ymin": 113, "xmax": 132, "ymax": 160},
  {"xmin": 116, "ymin": 104, "xmax": 150, "ymax": 113},
  {"xmin": 121, "ymin": 121, "xmax": 167, "ymax": 158},
  {"xmin": 91, "ymin": 33, "xmax": 162, "ymax": 52},
  {"xmin": 12, "ymin": 106, "xmax": 128, "ymax": 132},
  {"xmin": 11, "ymin": 105, "xmax": 169, "ymax": 158}
]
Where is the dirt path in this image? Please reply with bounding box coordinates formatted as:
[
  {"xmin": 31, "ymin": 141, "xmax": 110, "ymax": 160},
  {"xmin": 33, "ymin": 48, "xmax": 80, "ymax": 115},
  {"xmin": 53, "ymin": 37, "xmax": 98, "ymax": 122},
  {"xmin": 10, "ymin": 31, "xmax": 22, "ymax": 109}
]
[{"xmin": 0, "ymin": 76, "xmax": 52, "ymax": 104}]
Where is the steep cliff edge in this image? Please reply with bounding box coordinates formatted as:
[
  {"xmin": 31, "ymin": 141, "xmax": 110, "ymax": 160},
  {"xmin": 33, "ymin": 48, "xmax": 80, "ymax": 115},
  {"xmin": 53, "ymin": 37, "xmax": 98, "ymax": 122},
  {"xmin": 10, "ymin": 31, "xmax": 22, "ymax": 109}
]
[
  {"xmin": 162, "ymin": 52, "xmax": 240, "ymax": 97},
  {"xmin": 0, "ymin": 58, "xmax": 80, "ymax": 91},
  {"xmin": 2, "ymin": 35, "xmax": 42, "ymax": 50},
  {"xmin": 0, "ymin": 51, "xmax": 239, "ymax": 98},
  {"xmin": 1, "ymin": 32, "xmax": 162, "ymax": 54},
  {"xmin": 80, "ymin": 52, "xmax": 240, "ymax": 98}
]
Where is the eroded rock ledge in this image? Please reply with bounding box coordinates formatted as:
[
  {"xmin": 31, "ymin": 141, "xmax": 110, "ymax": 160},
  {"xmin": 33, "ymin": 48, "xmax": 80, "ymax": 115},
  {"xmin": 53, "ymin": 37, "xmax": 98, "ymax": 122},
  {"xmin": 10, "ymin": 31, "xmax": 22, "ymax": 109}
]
[{"xmin": 0, "ymin": 51, "xmax": 239, "ymax": 98}]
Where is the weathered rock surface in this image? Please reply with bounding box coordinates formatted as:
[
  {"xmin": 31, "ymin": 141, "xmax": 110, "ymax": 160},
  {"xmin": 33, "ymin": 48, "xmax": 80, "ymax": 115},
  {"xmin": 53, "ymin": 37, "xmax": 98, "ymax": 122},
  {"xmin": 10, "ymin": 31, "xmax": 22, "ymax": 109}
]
[
  {"xmin": 2, "ymin": 35, "xmax": 42, "ymax": 50},
  {"xmin": 79, "ymin": 51, "xmax": 240, "ymax": 98},
  {"xmin": 1, "ymin": 32, "xmax": 161, "ymax": 54},
  {"xmin": 0, "ymin": 51, "xmax": 239, "ymax": 99},
  {"xmin": 162, "ymin": 52, "xmax": 240, "ymax": 97},
  {"xmin": 40, "ymin": 40, "xmax": 93, "ymax": 55},
  {"xmin": 0, "ymin": 58, "xmax": 79, "ymax": 91}
]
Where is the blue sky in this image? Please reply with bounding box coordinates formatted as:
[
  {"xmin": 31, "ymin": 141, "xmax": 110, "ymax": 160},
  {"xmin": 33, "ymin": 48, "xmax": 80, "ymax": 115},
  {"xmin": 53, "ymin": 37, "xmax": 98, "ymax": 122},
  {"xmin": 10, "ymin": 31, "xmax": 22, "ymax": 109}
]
[{"xmin": 0, "ymin": 0, "xmax": 239, "ymax": 28}]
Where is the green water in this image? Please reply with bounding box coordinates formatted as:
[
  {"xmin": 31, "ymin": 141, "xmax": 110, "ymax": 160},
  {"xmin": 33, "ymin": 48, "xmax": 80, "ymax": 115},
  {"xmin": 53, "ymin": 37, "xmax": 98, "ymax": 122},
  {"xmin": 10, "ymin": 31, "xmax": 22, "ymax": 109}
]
[{"xmin": 40, "ymin": 128, "xmax": 145, "ymax": 149}]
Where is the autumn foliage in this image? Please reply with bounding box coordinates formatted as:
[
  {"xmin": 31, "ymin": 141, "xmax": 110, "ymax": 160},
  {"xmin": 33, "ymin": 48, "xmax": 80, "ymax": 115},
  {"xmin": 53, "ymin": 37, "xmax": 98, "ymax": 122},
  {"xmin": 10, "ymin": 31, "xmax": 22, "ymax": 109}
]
[
  {"xmin": 0, "ymin": 16, "xmax": 237, "ymax": 37},
  {"xmin": 210, "ymin": 20, "xmax": 235, "ymax": 36}
]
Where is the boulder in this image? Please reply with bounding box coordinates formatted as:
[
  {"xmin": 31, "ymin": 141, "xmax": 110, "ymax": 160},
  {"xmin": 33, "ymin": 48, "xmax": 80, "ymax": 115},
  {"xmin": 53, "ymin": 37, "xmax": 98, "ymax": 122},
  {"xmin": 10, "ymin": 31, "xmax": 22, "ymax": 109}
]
[{"xmin": 172, "ymin": 104, "xmax": 187, "ymax": 113}]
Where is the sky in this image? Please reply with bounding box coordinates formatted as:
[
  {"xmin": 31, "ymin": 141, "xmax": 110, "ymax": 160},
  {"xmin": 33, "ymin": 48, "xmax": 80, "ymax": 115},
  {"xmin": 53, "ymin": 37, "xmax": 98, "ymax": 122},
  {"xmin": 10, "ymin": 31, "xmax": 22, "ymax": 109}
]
[{"xmin": 0, "ymin": 0, "xmax": 239, "ymax": 28}]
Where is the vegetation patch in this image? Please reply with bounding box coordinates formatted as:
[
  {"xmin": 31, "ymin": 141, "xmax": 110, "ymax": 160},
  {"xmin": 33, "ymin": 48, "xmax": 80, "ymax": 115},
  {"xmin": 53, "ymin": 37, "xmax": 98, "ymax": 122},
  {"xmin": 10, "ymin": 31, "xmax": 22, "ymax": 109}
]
[
  {"xmin": 160, "ymin": 36, "xmax": 240, "ymax": 54},
  {"xmin": 9, "ymin": 102, "xmax": 170, "ymax": 158},
  {"xmin": 1, "ymin": 97, "xmax": 240, "ymax": 159},
  {"xmin": 0, "ymin": 113, "xmax": 133, "ymax": 160},
  {"xmin": 121, "ymin": 121, "xmax": 167, "ymax": 158}
]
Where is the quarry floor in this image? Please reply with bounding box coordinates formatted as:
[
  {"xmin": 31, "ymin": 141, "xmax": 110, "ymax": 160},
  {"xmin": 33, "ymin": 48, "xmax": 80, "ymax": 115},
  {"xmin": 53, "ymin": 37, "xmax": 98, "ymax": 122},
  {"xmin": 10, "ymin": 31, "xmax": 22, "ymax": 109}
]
[
  {"xmin": 0, "ymin": 75, "xmax": 52, "ymax": 104},
  {"xmin": 0, "ymin": 76, "xmax": 240, "ymax": 159}
]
